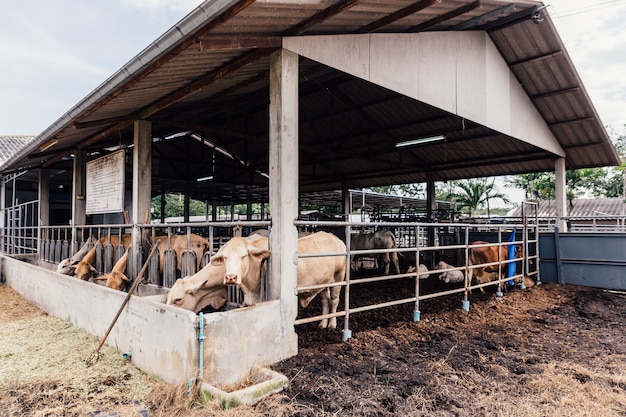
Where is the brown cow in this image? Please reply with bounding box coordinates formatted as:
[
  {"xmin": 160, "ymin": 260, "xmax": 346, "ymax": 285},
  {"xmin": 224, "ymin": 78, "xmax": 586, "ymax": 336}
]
[
  {"xmin": 153, "ymin": 233, "xmax": 210, "ymax": 276},
  {"xmin": 468, "ymin": 240, "xmax": 522, "ymax": 292},
  {"xmin": 211, "ymin": 231, "xmax": 346, "ymax": 329},
  {"xmin": 350, "ymin": 230, "xmax": 400, "ymax": 275},
  {"xmin": 69, "ymin": 234, "xmax": 132, "ymax": 281},
  {"xmin": 95, "ymin": 249, "xmax": 130, "ymax": 291}
]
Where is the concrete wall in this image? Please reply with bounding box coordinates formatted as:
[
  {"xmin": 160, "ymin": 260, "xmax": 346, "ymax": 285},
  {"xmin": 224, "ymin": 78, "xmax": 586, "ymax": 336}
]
[
  {"xmin": 283, "ymin": 33, "xmax": 564, "ymax": 157},
  {"xmin": 1, "ymin": 254, "xmax": 287, "ymax": 386}
]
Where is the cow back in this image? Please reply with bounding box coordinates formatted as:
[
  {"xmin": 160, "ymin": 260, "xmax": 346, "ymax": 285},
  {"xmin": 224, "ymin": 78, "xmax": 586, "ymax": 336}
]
[{"xmin": 297, "ymin": 231, "xmax": 346, "ymax": 287}]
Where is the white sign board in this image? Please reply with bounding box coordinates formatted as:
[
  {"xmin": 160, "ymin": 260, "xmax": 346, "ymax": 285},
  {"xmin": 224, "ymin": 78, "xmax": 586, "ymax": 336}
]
[{"xmin": 86, "ymin": 150, "xmax": 125, "ymax": 215}]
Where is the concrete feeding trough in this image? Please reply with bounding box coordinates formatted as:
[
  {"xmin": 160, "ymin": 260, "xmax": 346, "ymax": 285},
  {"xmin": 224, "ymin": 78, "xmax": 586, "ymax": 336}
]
[
  {"xmin": 1, "ymin": 254, "xmax": 294, "ymax": 391},
  {"xmin": 200, "ymin": 366, "xmax": 289, "ymax": 408}
]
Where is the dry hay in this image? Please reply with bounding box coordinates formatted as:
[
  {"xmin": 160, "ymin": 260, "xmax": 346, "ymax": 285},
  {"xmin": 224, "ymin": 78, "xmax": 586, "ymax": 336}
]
[{"xmin": 3, "ymin": 281, "xmax": 626, "ymax": 416}]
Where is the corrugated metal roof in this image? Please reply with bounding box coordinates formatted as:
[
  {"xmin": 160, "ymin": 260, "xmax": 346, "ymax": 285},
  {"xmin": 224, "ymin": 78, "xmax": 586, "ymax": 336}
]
[
  {"xmin": 0, "ymin": 135, "xmax": 35, "ymax": 165},
  {"xmin": 508, "ymin": 198, "xmax": 626, "ymax": 218},
  {"xmin": 0, "ymin": 0, "xmax": 619, "ymax": 205}
]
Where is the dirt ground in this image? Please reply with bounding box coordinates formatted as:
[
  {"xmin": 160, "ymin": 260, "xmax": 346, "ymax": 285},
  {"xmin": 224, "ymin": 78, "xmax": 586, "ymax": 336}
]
[{"xmin": 2, "ymin": 276, "xmax": 626, "ymax": 416}]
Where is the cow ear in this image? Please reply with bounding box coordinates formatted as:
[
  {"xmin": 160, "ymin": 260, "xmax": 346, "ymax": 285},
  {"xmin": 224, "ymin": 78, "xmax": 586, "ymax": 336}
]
[
  {"xmin": 249, "ymin": 247, "xmax": 271, "ymax": 260},
  {"xmin": 89, "ymin": 265, "xmax": 100, "ymax": 274},
  {"xmin": 121, "ymin": 274, "xmax": 131, "ymax": 282},
  {"xmin": 94, "ymin": 276, "xmax": 107, "ymax": 281},
  {"xmin": 210, "ymin": 254, "xmax": 225, "ymax": 266}
]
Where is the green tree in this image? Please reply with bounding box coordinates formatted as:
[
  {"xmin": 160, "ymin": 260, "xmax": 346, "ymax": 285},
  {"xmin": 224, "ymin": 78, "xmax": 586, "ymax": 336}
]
[
  {"xmin": 367, "ymin": 183, "xmax": 424, "ymax": 198},
  {"xmin": 448, "ymin": 178, "xmax": 509, "ymax": 217},
  {"xmin": 151, "ymin": 193, "xmax": 206, "ymax": 220},
  {"xmin": 507, "ymin": 125, "xmax": 626, "ymax": 200}
]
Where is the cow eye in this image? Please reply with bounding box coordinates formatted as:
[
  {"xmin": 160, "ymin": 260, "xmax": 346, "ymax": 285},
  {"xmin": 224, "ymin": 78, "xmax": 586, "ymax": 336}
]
[{"xmin": 173, "ymin": 298, "xmax": 182, "ymax": 304}]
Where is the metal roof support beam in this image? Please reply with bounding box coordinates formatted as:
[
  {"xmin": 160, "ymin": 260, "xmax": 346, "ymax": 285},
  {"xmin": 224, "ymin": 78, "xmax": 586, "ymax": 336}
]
[
  {"xmin": 268, "ymin": 48, "xmax": 299, "ymax": 358},
  {"xmin": 452, "ymin": 4, "xmax": 516, "ymax": 30},
  {"xmin": 198, "ymin": 36, "xmax": 281, "ymax": 51},
  {"xmin": 283, "ymin": 0, "xmax": 360, "ymax": 36},
  {"xmin": 38, "ymin": 168, "xmax": 49, "ymax": 228},
  {"xmin": 407, "ymin": 1, "xmax": 480, "ymax": 32},
  {"xmin": 284, "ymin": 32, "xmax": 565, "ymax": 157},
  {"xmin": 358, "ymin": 0, "xmax": 441, "ymax": 33},
  {"xmin": 509, "ymin": 50, "xmax": 563, "ymax": 68},
  {"xmin": 555, "ymin": 158, "xmax": 567, "ymax": 232}
]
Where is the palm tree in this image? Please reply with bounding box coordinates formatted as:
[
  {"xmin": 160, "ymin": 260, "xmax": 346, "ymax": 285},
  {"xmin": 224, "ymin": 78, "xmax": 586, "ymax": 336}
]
[{"xmin": 451, "ymin": 178, "xmax": 509, "ymax": 217}]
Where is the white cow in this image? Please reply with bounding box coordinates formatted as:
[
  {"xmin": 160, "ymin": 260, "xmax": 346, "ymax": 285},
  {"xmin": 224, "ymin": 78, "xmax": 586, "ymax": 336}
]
[
  {"xmin": 164, "ymin": 234, "xmax": 266, "ymax": 312},
  {"xmin": 407, "ymin": 263, "xmax": 431, "ymax": 279},
  {"xmin": 435, "ymin": 260, "xmax": 465, "ymax": 284},
  {"xmin": 56, "ymin": 236, "xmax": 97, "ymax": 274},
  {"xmin": 210, "ymin": 231, "xmax": 346, "ymax": 329}
]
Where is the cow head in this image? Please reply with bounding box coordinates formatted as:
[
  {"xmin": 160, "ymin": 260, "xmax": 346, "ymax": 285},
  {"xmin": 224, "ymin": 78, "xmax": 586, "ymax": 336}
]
[
  {"xmin": 166, "ymin": 274, "xmax": 228, "ymax": 312},
  {"xmin": 166, "ymin": 276, "xmax": 205, "ymax": 310},
  {"xmin": 95, "ymin": 272, "xmax": 130, "ymax": 291},
  {"xmin": 73, "ymin": 261, "xmax": 99, "ymax": 281},
  {"xmin": 57, "ymin": 258, "xmax": 80, "ymax": 275},
  {"xmin": 210, "ymin": 236, "xmax": 271, "ymax": 286}
]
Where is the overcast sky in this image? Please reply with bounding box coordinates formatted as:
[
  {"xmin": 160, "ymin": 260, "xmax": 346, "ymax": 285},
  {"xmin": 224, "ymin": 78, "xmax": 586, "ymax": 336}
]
[{"xmin": 0, "ymin": 0, "xmax": 624, "ymax": 204}]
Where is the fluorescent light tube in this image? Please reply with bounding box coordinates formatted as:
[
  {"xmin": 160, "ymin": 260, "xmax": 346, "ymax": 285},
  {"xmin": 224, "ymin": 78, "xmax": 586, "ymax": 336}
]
[{"xmin": 395, "ymin": 135, "xmax": 446, "ymax": 148}]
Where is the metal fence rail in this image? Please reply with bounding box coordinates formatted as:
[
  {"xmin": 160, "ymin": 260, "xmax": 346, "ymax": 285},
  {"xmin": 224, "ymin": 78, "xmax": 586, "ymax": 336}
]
[
  {"xmin": 292, "ymin": 212, "xmax": 539, "ymax": 341},
  {"xmin": 1, "ymin": 201, "xmax": 39, "ymax": 255},
  {"xmin": 1, "ymin": 202, "xmax": 545, "ymax": 342}
]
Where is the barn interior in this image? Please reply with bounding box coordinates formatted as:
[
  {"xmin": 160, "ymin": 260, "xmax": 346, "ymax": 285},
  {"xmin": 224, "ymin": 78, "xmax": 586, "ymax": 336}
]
[
  {"xmin": 1, "ymin": 0, "xmax": 619, "ymax": 226},
  {"xmin": 2, "ymin": 0, "xmax": 623, "ymax": 392}
]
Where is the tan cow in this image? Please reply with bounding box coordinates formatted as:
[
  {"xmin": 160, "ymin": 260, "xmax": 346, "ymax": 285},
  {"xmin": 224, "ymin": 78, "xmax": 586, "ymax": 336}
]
[
  {"xmin": 165, "ymin": 234, "xmax": 267, "ymax": 312},
  {"xmin": 70, "ymin": 234, "xmax": 132, "ymax": 281},
  {"xmin": 153, "ymin": 233, "xmax": 210, "ymax": 276},
  {"xmin": 95, "ymin": 249, "xmax": 130, "ymax": 291},
  {"xmin": 468, "ymin": 240, "xmax": 522, "ymax": 292},
  {"xmin": 350, "ymin": 230, "xmax": 400, "ymax": 275},
  {"xmin": 211, "ymin": 231, "xmax": 346, "ymax": 329},
  {"xmin": 165, "ymin": 264, "xmax": 229, "ymax": 312}
]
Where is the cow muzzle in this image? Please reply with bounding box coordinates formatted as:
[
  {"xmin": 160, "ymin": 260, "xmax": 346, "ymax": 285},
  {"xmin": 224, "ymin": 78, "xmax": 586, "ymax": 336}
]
[{"xmin": 224, "ymin": 273, "xmax": 240, "ymax": 286}]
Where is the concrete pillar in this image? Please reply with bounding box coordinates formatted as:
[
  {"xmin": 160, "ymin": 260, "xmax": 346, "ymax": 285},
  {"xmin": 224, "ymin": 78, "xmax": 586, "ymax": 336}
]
[
  {"xmin": 342, "ymin": 183, "xmax": 350, "ymax": 220},
  {"xmin": 72, "ymin": 151, "xmax": 87, "ymax": 226},
  {"xmin": 38, "ymin": 169, "xmax": 50, "ymax": 256},
  {"xmin": 426, "ymin": 177, "xmax": 436, "ymax": 221},
  {"xmin": 555, "ymin": 157, "xmax": 567, "ymax": 232},
  {"xmin": 269, "ymin": 48, "xmax": 299, "ymax": 358},
  {"xmin": 38, "ymin": 169, "xmax": 50, "ymax": 227},
  {"xmin": 132, "ymin": 120, "xmax": 152, "ymax": 277},
  {"xmin": 426, "ymin": 177, "xmax": 436, "ymax": 253},
  {"xmin": 160, "ymin": 191, "xmax": 166, "ymax": 224},
  {"xmin": 132, "ymin": 120, "xmax": 152, "ymax": 224},
  {"xmin": 184, "ymin": 194, "xmax": 190, "ymax": 223}
]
